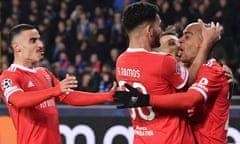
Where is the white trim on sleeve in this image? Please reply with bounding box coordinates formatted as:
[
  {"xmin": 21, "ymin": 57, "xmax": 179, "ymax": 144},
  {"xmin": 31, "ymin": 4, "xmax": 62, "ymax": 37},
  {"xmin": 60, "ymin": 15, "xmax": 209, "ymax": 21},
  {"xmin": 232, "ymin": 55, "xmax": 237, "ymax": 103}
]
[
  {"xmin": 189, "ymin": 86, "xmax": 208, "ymax": 102},
  {"xmin": 4, "ymin": 86, "xmax": 23, "ymax": 102},
  {"xmin": 176, "ymin": 67, "xmax": 189, "ymax": 90}
]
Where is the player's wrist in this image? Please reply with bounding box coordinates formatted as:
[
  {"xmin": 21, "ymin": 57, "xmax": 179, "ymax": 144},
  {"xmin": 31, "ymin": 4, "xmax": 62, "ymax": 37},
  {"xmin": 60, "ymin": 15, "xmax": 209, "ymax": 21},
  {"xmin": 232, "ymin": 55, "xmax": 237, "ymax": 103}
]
[
  {"xmin": 104, "ymin": 93, "xmax": 114, "ymax": 102},
  {"xmin": 149, "ymin": 94, "xmax": 156, "ymax": 107},
  {"xmin": 52, "ymin": 85, "xmax": 63, "ymax": 96}
]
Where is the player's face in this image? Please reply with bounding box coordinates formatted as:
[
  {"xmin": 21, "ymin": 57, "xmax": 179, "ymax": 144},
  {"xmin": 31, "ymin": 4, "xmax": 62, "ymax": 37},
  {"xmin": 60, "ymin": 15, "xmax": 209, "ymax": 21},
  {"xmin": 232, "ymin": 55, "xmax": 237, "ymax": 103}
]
[
  {"xmin": 178, "ymin": 24, "xmax": 201, "ymax": 65},
  {"xmin": 15, "ymin": 29, "xmax": 44, "ymax": 63},
  {"xmin": 160, "ymin": 35, "xmax": 180, "ymax": 59},
  {"xmin": 150, "ymin": 15, "xmax": 162, "ymax": 48}
]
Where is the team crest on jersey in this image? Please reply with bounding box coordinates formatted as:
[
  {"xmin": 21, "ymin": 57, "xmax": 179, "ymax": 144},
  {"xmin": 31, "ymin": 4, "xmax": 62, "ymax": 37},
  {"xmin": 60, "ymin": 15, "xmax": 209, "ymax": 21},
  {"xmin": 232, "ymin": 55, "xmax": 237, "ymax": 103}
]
[
  {"xmin": 1, "ymin": 79, "xmax": 12, "ymax": 90},
  {"xmin": 176, "ymin": 63, "xmax": 181, "ymax": 74}
]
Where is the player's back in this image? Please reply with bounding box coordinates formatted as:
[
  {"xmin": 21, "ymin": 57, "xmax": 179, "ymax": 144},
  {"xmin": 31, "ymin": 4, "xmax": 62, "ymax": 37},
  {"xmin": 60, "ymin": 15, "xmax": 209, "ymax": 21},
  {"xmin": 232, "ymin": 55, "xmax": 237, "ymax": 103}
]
[
  {"xmin": 116, "ymin": 48, "xmax": 192, "ymax": 144},
  {"xmin": 190, "ymin": 59, "xmax": 230, "ymax": 144}
]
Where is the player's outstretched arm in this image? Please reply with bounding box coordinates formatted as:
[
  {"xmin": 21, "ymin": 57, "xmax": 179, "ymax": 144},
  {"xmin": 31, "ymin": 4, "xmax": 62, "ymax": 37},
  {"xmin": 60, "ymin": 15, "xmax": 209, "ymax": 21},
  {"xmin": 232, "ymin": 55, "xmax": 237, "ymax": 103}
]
[
  {"xmin": 62, "ymin": 81, "xmax": 117, "ymax": 106},
  {"xmin": 8, "ymin": 75, "xmax": 77, "ymax": 108},
  {"xmin": 150, "ymin": 90, "xmax": 203, "ymax": 109},
  {"xmin": 114, "ymin": 83, "xmax": 204, "ymax": 109}
]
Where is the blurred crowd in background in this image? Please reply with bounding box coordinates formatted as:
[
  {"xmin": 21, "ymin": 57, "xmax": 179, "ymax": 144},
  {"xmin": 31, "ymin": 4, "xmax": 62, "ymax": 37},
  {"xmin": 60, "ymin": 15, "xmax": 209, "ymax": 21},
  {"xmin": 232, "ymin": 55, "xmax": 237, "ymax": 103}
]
[{"xmin": 1, "ymin": 0, "xmax": 240, "ymax": 101}]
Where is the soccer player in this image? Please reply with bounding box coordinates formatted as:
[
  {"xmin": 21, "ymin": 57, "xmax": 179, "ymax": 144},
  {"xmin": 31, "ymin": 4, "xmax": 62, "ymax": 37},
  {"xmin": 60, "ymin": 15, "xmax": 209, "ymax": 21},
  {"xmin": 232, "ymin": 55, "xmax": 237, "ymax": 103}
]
[
  {"xmin": 0, "ymin": 24, "xmax": 117, "ymax": 144},
  {"xmin": 115, "ymin": 2, "xmax": 220, "ymax": 144},
  {"xmin": 114, "ymin": 22, "xmax": 229, "ymax": 144},
  {"xmin": 153, "ymin": 25, "xmax": 181, "ymax": 61},
  {"xmin": 154, "ymin": 25, "xmax": 232, "ymax": 83}
]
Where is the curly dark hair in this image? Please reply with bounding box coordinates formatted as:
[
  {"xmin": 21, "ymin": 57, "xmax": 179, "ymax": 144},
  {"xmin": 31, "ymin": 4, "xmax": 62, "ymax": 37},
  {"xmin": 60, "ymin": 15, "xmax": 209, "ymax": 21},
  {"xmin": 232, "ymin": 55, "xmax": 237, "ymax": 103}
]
[{"xmin": 122, "ymin": 2, "xmax": 159, "ymax": 33}]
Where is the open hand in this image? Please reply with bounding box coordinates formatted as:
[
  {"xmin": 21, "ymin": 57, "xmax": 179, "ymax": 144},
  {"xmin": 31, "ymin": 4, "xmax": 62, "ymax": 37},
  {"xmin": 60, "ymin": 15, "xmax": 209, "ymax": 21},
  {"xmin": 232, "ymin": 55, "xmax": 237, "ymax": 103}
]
[{"xmin": 60, "ymin": 74, "xmax": 78, "ymax": 94}]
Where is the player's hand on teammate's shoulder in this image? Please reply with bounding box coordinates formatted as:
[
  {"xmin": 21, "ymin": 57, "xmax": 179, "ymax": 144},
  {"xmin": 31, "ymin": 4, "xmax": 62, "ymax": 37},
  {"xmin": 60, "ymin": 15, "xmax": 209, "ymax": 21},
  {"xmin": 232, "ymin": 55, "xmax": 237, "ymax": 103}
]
[{"xmin": 222, "ymin": 64, "xmax": 233, "ymax": 83}]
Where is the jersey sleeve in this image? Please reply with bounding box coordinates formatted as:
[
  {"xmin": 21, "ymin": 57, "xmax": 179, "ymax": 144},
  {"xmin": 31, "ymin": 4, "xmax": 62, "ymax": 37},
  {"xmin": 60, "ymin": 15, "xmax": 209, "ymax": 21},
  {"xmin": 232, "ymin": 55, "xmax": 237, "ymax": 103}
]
[
  {"xmin": 1, "ymin": 68, "xmax": 63, "ymax": 107},
  {"xmin": 189, "ymin": 65, "xmax": 226, "ymax": 102},
  {"xmin": 161, "ymin": 56, "xmax": 189, "ymax": 90},
  {"xmin": 0, "ymin": 72, "xmax": 23, "ymax": 103}
]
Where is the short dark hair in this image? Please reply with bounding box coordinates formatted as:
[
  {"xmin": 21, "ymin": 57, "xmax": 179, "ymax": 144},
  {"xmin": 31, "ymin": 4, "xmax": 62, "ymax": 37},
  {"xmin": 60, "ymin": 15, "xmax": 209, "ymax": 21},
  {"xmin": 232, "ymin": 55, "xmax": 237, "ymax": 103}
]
[
  {"xmin": 122, "ymin": 2, "xmax": 159, "ymax": 33},
  {"xmin": 7, "ymin": 24, "xmax": 35, "ymax": 49}
]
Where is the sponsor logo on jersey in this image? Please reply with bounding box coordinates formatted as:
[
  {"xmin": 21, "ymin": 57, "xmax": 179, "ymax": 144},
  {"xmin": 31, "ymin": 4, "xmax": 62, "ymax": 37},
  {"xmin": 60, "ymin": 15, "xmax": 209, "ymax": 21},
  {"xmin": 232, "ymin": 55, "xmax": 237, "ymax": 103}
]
[{"xmin": 27, "ymin": 81, "xmax": 35, "ymax": 88}]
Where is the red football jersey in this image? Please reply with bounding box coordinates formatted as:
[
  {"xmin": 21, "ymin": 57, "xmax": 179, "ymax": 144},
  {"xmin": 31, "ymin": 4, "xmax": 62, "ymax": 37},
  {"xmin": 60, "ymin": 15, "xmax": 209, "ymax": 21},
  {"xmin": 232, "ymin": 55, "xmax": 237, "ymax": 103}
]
[
  {"xmin": 116, "ymin": 48, "xmax": 193, "ymax": 144},
  {"xmin": 0, "ymin": 64, "xmax": 62, "ymax": 144},
  {"xmin": 189, "ymin": 59, "xmax": 230, "ymax": 144}
]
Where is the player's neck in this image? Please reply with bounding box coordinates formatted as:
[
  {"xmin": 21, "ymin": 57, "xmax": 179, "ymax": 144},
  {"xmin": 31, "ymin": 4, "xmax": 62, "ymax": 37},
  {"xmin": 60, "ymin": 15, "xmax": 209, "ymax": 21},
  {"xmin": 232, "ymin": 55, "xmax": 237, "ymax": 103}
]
[
  {"xmin": 13, "ymin": 59, "xmax": 36, "ymax": 69},
  {"xmin": 184, "ymin": 62, "xmax": 191, "ymax": 68},
  {"xmin": 129, "ymin": 39, "xmax": 151, "ymax": 51},
  {"xmin": 128, "ymin": 30, "xmax": 152, "ymax": 51}
]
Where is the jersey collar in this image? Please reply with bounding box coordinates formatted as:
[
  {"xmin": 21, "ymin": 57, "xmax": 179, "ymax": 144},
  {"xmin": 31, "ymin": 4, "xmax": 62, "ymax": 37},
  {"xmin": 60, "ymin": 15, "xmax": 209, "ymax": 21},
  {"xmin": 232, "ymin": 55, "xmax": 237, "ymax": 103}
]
[
  {"xmin": 126, "ymin": 48, "xmax": 148, "ymax": 52},
  {"xmin": 11, "ymin": 64, "xmax": 37, "ymax": 73}
]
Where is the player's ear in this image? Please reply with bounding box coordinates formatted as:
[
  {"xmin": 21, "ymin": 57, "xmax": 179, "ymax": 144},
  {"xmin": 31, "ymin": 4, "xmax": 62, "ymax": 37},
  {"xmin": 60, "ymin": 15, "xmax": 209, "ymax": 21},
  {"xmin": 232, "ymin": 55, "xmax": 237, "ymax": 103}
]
[
  {"xmin": 12, "ymin": 42, "xmax": 21, "ymax": 52},
  {"xmin": 147, "ymin": 25, "xmax": 153, "ymax": 37}
]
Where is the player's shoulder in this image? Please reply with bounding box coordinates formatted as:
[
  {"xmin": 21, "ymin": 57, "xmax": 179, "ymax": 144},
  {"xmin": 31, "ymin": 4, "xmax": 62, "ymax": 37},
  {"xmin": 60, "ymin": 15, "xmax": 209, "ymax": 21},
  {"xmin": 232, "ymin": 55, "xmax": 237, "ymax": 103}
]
[
  {"xmin": 203, "ymin": 59, "xmax": 223, "ymax": 72},
  {"xmin": 0, "ymin": 66, "xmax": 22, "ymax": 85},
  {"xmin": 144, "ymin": 51, "xmax": 175, "ymax": 63},
  {"xmin": 147, "ymin": 50, "xmax": 171, "ymax": 56},
  {"xmin": 200, "ymin": 59, "xmax": 226, "ymax": 80},
  {"xmin": 123, "ymin": 48, "xmax": 170, "ymax": 56},
  {"xmin": 146, "ymin": 51, "xmax": 178, "ymax": 68},
  {"xmin": 0, "ymin": 65, "xmax": 21, "ymax": 77},
  {"xmin": 153, "ymin": 52, "xmax": 177, "ymax": 64}
]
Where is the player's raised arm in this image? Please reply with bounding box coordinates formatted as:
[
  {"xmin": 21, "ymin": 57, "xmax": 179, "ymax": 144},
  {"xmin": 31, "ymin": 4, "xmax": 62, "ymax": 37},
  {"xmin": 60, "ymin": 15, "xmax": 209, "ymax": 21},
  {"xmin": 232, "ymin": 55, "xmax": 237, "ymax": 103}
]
[
  {"xmin": 113, "ymin": 83, "xmax": 203, "ymax": 109},
  {"xmin": 184, "ymin": 19, "xmax": 223, "ymax": 87}
]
